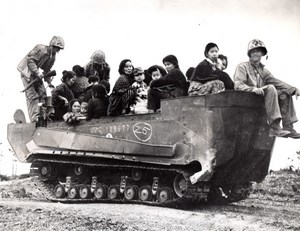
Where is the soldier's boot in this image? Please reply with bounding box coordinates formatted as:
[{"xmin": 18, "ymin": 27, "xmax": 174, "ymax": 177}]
[
  {"xmin": 269, "ymin": 119, "xmax": 290, "ymax": 138},
  {"xmin": 278, "ymin": 92, "xmax": 299, "ymax": 139},
  {"xmin": 283, "ymin": 123, "xmax": 300, "ymax": 139}
]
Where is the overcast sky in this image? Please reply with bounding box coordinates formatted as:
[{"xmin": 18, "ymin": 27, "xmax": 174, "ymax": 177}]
[{"xmin": 0, "ymin": 0, "xmax": 300, "ymax": 174}]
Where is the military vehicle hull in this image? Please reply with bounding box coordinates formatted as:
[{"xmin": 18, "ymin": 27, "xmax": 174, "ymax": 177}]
[{"xmin": 7, "ymin": 91, "xmax": 275, "ymax": 204}]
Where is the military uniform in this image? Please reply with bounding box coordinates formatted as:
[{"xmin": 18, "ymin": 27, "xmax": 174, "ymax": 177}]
[
  {"xmin": 234, "ymin": 39, "xmax": 299, "ymax": 138},
  {"xmin": 17, "ymin": 36, "xmax": 64, "ymax": 122}
]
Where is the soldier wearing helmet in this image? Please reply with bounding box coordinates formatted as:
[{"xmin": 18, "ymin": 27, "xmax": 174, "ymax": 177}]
[
  {"xmin": 84, "ymin": 50, "xmax": 111, "ymax": 93},
  {"xmin": 17, "ymin": 36, "xmax": 64, "ymax": 122},
  {"xmin": 234, "ymin": 39, "xmax": 300, "ymax": 138}
]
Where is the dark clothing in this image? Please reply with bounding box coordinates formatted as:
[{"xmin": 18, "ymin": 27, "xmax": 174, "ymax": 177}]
[
  {"xmin": 52, "ymin": 83, "xmax": 74, "ymax": 120},
  {"xmin": 71, "ymin": 76, "xmax": 89, "ymax": 102},
  {"xmin": 148, "ymin": 68, "xmax": 187, "ymax": 111},
  {"xmin": 99, "ymin": 79, "xmax": 110, "ymax": 94},
  {"xmin": 85, "ymin": 61, "xmax": 110, "ymax": 80},
  {"xmin": 86, "ymin": 97, "xmax": 109, "ymax": 120},
  {"xmin": 147, "ymin": 87, "xmax": 180, "ymax": 111},
  {"xmin": 82, "ymin": 84, "xmax": 94, "ymax": 103},
  {"xmin": 218, "ymin": 72, "xmax": 234, "ymax": 90},
  {"xmin": 150, "ymin": 68, "xmax": 187, "ymax": 91},
  {"xmin": 107, "ymin": 74, "xmax": 135, "ymax": 116},
  {"xmin": 190, "ymin": 59, "xmax": 219, "ymax": 83},
  {"xmin": 190, "ymin": 59, "xmax": 234, "ymax": 89},
  {"xmin": 85, "ymin": 61, "xmax": 111, "ymax": 92}
]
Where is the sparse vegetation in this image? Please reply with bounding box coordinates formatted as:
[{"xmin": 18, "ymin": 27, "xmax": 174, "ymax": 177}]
[
  {"xmin": 0, "ymin": 174, "xmax": 10, "ymax": 181},
  {"xmin": 252, "ymin": 169, "xmax": 300, "ymax": 199}
]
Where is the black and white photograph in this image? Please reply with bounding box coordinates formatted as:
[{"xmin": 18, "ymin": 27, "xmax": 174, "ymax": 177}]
[{"xmin": 0, "ymin": 0, "xmax": 300, "ymax": 230}]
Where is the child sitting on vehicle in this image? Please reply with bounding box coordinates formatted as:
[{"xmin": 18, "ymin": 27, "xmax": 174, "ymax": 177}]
[
  {"xmin": 86, "ymin": 84, "xmax": 109, "ymax": 120},
  {"xmin": 77, "ymin": 101, "xmax": 88, "ymax": 119},
  {"xmin": 130, "ymin": 67, "xmax": 148, "ymax": 114},
  {"xmin": 217, "ymin": 54, "xmax": 228, "ymax": 71},
  {"xmin": 147, "ymin": 65, "xmax": 167, "ymax": 82}
]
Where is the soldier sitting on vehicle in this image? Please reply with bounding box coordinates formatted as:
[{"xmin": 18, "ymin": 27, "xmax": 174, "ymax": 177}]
[{"xmin": 234, "ymin": 39, "xmax": 300, "ymax": 138}]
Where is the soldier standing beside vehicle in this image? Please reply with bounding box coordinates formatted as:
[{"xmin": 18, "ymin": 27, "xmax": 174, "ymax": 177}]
[
  {"xmin": 17, "ymin": 36, "xmax": 64, "ymax": 122},
  {"xmin": 234, "ymin": 39, "xmax": 300, "ymax": 138}
]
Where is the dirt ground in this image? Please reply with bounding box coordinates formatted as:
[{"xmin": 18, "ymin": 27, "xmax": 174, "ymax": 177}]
[{"xmin": 0, "ymin": 170, "xmax": 300, "ymax": 231}]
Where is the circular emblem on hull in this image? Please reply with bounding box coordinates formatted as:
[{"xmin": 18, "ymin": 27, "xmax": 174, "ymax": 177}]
[{"xmin": 133, "ymin": 122, "xmax": 152, "ymax": 142}]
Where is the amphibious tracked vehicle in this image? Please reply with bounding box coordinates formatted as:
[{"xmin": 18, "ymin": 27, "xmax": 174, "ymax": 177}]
[{"xmin": 7, "ymin": 91, "xmax": 275, "ymax": 205}]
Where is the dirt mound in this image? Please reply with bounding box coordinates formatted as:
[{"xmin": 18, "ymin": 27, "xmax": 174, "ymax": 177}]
[
  {"xmin": 1, "ymin": 170, "xmax": 300, "ymax": 202},
  {"xmin": 251, "ymin": 169, "xmax": 300, "ymax": 202},
  {"xmin": 0, "ymin": 177, "xmax": 45, "ymax": 200},
  {"xmin": 0, "ymin": 171, "xmax": 300, "ymax": 230}
]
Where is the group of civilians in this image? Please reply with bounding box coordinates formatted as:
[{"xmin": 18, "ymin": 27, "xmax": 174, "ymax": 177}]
[{"xmin": 17, "ymin": 36, "xmax": 300, "ymax": 138}]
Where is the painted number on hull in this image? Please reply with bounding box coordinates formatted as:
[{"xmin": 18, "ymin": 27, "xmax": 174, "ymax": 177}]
[{"xmin": 133, "ymin": 122, "xmax": 152, "ymax": 142}]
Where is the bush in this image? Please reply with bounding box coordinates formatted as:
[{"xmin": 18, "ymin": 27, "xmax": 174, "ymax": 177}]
[{"xmin": 0, "ymin": 174, "xmax": 11, "ymax": 181}]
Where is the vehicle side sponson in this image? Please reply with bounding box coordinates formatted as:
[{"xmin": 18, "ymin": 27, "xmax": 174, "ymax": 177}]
[{"xmin": 7, "ymin": 91, "xmax": 275, "ymax": 185}]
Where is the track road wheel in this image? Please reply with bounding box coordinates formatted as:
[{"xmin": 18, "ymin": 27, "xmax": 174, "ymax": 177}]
[
  {"xmin": 173, "ymin": 174, "xmax": 188, "ymax": 197},
  {"xmin": 39, "ymin": 164, "xmax": 54, "ymax": 182},
  {"xmin": 94, "ymin": 184, "xmax": 108, "ymax": 199},
  {"xmin": 79, "ymin": 185, "xmax": 92, "ymax": 199},
  {"xmin": 124, "ymin": 185, "xmax": 138, "ymax": 200},
  {"xmin": 157, "ymin": 187, "xmax": 173, "ymax": 203},
  {"xmin": 108, "ymin": 185, "xmax": 120, "ymax": 200},
  {"xmin": 138, "ymin": 185, "xmax": 152, "ymax": 202},
  {"xmin": 74, "ymin": 165, "xmax": 84, "ymax": 176},
  {"xmin": 132, "ymin": 170, "xmax": 142, "ymax": 181},
  {"xmin": 54, "ymin": 184, "xmax": 65, "ymax": 198},
  {"xmin": 68, "ymin": 186, "xmax": 79, "ymax": 199}
]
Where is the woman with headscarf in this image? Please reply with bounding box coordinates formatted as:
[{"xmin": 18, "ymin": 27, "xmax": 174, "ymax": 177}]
[{"xmin": 107, "ymin": 59, "xmax": 135, "ymax": 116}]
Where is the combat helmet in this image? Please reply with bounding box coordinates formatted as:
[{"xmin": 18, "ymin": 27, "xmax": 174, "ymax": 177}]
[
  {"xmin": 247, "ymin": 39, "xmax": 267, "ymax": 57},
  {"xmin": 49, "ymin": 36, "xmax": 65, "ymax": 49},
  {"xmin": 91, "ymin": 50, "xmax": 106, "ymax": 64}
]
